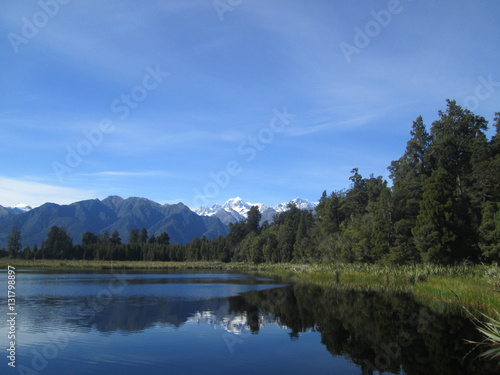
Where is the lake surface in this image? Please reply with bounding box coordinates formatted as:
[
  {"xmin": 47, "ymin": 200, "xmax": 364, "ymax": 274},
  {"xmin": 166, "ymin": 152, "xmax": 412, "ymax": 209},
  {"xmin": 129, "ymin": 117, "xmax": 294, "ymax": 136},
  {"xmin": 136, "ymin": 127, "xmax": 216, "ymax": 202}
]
[{"xmin": 0, "ymin": 270, "xmax": 496, "ymax": 374}]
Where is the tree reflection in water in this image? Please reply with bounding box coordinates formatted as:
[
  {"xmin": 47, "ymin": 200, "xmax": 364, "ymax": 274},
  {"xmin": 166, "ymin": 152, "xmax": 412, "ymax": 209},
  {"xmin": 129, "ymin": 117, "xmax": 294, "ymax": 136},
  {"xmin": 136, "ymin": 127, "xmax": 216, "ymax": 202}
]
[{"xmin": 40, "ymin": 279, "xmax": 496, "ymax": 374}]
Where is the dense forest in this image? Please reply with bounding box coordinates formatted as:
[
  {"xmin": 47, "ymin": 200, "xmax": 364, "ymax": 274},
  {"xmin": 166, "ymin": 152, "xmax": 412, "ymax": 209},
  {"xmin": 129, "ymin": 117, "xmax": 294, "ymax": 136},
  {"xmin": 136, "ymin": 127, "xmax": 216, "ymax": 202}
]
[{"xmin": 3, "ymin": 100, "xmax": 499, "ymax": 265}]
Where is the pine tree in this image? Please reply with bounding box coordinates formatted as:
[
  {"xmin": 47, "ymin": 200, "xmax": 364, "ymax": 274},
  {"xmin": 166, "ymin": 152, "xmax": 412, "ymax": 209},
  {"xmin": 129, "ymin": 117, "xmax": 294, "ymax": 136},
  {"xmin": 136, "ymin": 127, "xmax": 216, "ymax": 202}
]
[
  {"xmin": 370, "ymin": 188, "xmax": 394, "ymax": 262},
  {"xmin": 41, "ymin": 226, "xmax": 73, "ymax": 259},
  {"xmin": 430, "ymin": 100, "xmax": 488, "ymax": 197},
  {"xmin": 110, "ymin": 230, "xmax": 122, "ymax": 245},
  {"xmin": 129, "ymin": 228, "xmax": 139, "ymax": 244},
  {"xmin": 413, "ymin": 168, "xmax": 458, "ymax": 263},
  {"xmin": 7, "ymin": 227, "xmax": 22, "ymax": 258},
  {"xmin": 388, "ymin": 116, "xmax": 431, "ymax": 262},
  {"xmin": 428, "ymin": 100, "xmax": 489, "ymax": 259},
  {"xmin": 315, "ymin": 191, "xmax": 344, "ymax": 235},
  {"xmin": 246, "ymin": 206, "xmax": 261, "ymax": 234},
  {"xmin": 476, "ymin": 114, "xmax": 500, "ymax": 262},
  {"xmin": 139, "ymin": 228, "xmax": 148, "ymax": 243},
  {"xmin": 478, "ymin": 202, "xmax": 500, "ymax": 262},
  {"xmin": 157, "ymin": 232, "xmax": 170, "ymax": 245}
]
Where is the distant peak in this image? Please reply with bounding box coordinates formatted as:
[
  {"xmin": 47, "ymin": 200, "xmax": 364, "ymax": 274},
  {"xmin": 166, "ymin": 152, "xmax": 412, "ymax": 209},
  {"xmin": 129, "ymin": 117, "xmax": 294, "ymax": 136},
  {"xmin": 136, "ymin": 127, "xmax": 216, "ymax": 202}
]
[
  {"xmin": 103, "ymin": 195, "xmax": 124, "ymax": 202},
  {"xmin": 11, "ymin": 203, "xmax": 33, "ymax": 212},
  {"xmin": 227, "ymin": 197, "xmax": 244, "ymax": 203},
  {"xmin": 14, "ymin": 203, "xmax": 31, "ymax": 208}
]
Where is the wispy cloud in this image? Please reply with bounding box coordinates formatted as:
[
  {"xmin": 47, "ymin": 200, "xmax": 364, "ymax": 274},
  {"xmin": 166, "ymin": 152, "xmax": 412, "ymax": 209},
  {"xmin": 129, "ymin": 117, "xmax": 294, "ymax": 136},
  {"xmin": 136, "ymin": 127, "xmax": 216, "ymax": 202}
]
[
  {"xmin": 0, "ymin": 177, "xmax": 97, "ymax": 207},
  {"xmin": 80, "ymin": 170, "xmax": 171, "ymax": 177}
]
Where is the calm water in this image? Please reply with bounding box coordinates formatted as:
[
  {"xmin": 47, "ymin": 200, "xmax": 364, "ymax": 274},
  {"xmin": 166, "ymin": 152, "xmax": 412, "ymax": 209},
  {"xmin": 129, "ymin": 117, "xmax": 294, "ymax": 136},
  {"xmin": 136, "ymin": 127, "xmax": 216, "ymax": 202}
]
[{"xmin": 0, "ymin": 270, "xmax": 496, "ymax": 375}]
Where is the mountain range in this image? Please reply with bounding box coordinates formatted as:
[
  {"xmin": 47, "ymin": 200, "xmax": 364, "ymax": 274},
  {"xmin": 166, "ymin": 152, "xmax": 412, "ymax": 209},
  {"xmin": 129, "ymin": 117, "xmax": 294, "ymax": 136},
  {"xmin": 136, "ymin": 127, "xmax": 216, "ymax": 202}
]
[
  {"xmin": 0, "ymin": 196, "xmax": 317, "ymax": 249},
  {"xmin": 193, "ymin": 197, "xmax": 318, "ymax": 225},
  {"xmin": 0, "ymin": 203, "xmax": 33, "ymax": 221},
  {"xmin": 0, "ymin": 196, "xmax": 228, "ymax": 248}
]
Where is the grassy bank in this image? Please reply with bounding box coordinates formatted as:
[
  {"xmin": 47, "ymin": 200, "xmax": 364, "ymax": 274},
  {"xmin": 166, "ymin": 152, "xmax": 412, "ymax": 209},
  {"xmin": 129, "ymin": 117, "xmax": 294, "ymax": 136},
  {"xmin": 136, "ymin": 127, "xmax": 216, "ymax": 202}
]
[{"xmin": 1, "ymin": 258, "xmax": 499, "ymax": 313}]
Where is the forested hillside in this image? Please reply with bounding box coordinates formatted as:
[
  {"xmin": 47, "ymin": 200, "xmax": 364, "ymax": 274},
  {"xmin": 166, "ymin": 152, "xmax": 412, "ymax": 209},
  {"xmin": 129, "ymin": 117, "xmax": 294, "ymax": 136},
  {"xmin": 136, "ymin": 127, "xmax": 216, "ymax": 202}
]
[
  {"xmin": 4, "ymin": 101, "xmax": 499, "ymax": 265},
  {"xmin": 0, "ymin": 196, "xmax": 229, "ymax": 248}
]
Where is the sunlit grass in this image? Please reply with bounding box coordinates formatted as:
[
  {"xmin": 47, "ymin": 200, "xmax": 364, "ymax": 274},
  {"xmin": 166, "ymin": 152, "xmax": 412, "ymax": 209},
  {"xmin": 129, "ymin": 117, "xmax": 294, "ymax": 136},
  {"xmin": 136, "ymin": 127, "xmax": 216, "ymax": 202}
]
[{"xmin": 413, "ymin": 276, "xmax": 500, "ymax": 314}]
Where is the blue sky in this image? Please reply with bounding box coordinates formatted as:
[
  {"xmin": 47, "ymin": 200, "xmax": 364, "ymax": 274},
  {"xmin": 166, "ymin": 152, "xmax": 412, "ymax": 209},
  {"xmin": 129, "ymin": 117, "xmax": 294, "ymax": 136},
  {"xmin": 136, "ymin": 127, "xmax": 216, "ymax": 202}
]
[{"xmin": 1, "ymin": 0, "xmax": 499, "ymax": 208}]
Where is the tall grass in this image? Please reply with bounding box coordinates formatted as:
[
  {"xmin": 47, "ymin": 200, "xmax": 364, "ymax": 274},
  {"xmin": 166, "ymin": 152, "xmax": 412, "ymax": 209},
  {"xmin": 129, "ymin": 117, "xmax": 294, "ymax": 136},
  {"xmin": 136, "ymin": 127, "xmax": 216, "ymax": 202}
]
[{"xmin": 466, "ymin": 309, "xmax": 500, "ymax": 364}]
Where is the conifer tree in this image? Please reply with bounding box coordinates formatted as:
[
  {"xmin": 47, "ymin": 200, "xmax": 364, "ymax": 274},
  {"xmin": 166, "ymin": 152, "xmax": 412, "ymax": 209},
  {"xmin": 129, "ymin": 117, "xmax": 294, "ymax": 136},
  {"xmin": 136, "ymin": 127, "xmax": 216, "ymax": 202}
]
[
  {"xmin": 110, "ymin": 230, "xmax": 122, "ymax": 245},
  {"xmin": 139, "ymin": 228, "xmax": 148, "ymax": 243},
  {"xmin": 389, "ymin": 116, "xmax": 431, "ymax": 262},
  {"xmin": 157, "ymin": 232, "xmax": 170, "ymax": 245},
  {"xmin": 479, "ymin": 202, "xmax": 500, "ymax": 262},
  {"xmin": 7, "ymin": 227, "xmax": 21, "ymax": 258},
  {"xmin": 129, "ymin": 228, "xmax": 139, "ymax": 244},
  {"xmin": 41, "ymin": 226, "xmax": 73, "ymax": 259},
  {"xmin": 413, "ymin": 168, "xmax": 458, "ymax": 263}
]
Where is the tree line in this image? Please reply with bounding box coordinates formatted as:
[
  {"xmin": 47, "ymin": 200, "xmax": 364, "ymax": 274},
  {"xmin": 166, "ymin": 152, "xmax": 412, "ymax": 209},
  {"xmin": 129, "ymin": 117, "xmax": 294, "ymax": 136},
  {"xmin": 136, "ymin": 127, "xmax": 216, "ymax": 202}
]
[{"xmin": 3, "ymin": 100, "xmax": 499, "ymax": 265}]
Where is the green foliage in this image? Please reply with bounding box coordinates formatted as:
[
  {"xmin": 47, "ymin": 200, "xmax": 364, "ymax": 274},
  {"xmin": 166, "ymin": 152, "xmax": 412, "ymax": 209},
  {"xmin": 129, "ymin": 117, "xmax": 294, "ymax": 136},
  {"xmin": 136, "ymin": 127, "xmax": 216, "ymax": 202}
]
[
  {"xmin": 7, "ymin": 227, "xmax": 22, "ymax": 258},
  {"xmin": 129, "ymin": 228, "xmax": 139, "ymax": 244},
  {"xmin": 479, "ymin": 202, "xmax": 500, "ymax": 262},
  {"xmin": 246, "ymin": 206, "xmax": 261, "ymax": 234},
  {"xmin": 466, "ymin": 310, "xmax": 500, "ymax": 363},
  {"xmin": 41, "ymin": 226, "xmax": 73, "ymax": 259},
  {"xmin": 139, "ymin": 228, "xmax": 148, "ymax": 243},
  {"xmin": 413, "ymin": 168, "xmax": 458, "ymax": 263}
]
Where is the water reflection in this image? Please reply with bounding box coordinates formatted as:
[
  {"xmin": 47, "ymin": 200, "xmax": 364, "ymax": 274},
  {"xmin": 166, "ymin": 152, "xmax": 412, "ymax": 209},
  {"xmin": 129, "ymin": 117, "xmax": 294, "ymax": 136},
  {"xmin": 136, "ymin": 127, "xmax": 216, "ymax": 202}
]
[
  {"xmin": 224, "ymin": 285, "xmax": 497, "ymax": 375},
  {"xmin": 1, "ymin": 271, "xmax": 496, "ymax": 375}
]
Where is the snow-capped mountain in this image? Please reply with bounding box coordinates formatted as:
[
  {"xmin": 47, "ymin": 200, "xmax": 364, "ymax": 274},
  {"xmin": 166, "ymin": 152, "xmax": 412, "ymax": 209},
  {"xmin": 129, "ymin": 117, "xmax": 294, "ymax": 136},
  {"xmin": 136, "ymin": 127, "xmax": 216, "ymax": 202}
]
[
  {"xmin": 194, "ymin": 197, "xmax": 318, "ymax": 225},
  {"xmin": 273, "ymin": 197, "xmax": 318, "ymax": 213},
  {"xmin": 0, "ymin": 203, "xmax": 34, "ymax": 224},
  {"xmin": 11, "ymin": 203, "xmax": 33, "ymax": 213}
]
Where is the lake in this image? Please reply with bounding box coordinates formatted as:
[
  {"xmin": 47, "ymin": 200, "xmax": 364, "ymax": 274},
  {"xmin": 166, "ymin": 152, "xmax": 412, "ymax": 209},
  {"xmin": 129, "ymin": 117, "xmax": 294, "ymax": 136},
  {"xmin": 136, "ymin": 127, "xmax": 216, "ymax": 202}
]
[{"xmin": 0, "ymin": 270, "xmax": 496, "ymax": 374}]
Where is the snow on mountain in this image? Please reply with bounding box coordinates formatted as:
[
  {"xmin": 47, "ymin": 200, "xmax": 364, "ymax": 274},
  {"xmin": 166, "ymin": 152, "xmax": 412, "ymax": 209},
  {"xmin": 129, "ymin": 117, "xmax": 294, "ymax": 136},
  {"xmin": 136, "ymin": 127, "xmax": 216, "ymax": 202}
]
[
  {"xmin": 194, "ymin": 197, "xmax": 317, "ymax": 225},
  {"xmin": 195, "ymin": 203, "xmax": 222, "ymax": 217},
  {"xmin": 7, "ymin": 203, "xmax": 33, "ymax": 214},
  {"xmin": 11, "ymin": 203, "xmax": 33, "ymax": 212},
  {"xmin": 221, "ymin": 197, "xmax": 252, "ymax": 216},
  {"xmin": 273, "ymin": 197, "xmax": 317, "ymax": 213}
]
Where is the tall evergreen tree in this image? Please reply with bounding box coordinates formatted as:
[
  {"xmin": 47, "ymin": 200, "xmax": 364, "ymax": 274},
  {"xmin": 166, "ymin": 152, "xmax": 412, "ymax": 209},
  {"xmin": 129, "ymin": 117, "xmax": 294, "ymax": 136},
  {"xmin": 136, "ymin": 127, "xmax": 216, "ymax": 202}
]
[
  {"xmin": 110, "ymin": 230, "xmax": 122, "ymax": 245},
  {"xmin": 129, "ymin": 228, "xmax": 139, "ymax": 244},
  {"xmin": 389, "ymin": 116, "xmax": 431, "ymax": 262},
  {"xmin": 369, "ymin": 188, "xmax": 394, "ymax": 262},
  {"xmin": 41, "ymin": 226, "xmax": 73, "ymax": 259},
  {"xmin": 430, "ymin": 100, "xmax": 488, "ymax": 197},
  {"xmin": 478, "ymin": 202, "xmax": 500, "ymax": 262},
  {"xmin": 157, "ymin": 232, "xmax": 170, "ymax": 245},
  {"xmin": 428, "ymin": 100, "xmax": 489, "ymax": 258},
  {"xmin": 139, "ymin": 228, "xmax": 148, "ymax": 243},
  {"xmin": 477, "ymin": 113, "xmax": 500, "ymax": 261},
  {"xmin": 315, "ymin": 191, "xmax": 344, "ymax": 235},
  {"xmin": 246, "ymin": 206, "xmax": 261, "ymax": 234},
  {"xmin": 7, "ymin": 227, "xmax": 22, "ymax": 258},
  {"xmin": 82, "ymin": 232, "xmax": 100, "ymax": 247},
  {"xmin": 413, "ymin": 168, "xmax": 458, "ymax": 264}
]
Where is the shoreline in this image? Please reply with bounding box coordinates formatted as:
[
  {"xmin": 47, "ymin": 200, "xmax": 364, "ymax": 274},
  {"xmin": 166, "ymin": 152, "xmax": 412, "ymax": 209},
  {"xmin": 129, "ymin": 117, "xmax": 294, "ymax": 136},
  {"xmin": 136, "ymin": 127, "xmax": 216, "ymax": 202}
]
[{"xmin": 1, "ymin": 259, "xmax": 498, "ymax": 314}]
